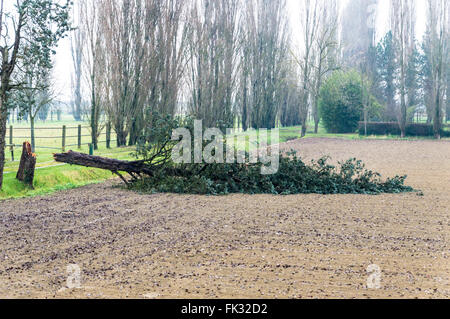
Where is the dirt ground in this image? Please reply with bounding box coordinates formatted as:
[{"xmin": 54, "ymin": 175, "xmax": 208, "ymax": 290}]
[{"xmin": 0, "ymin": 138, "xmax": 448, "ymax": 299}]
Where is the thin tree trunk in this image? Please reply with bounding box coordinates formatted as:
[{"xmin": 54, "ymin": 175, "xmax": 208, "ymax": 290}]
[
  {"xmin": 301, "ymin": 122, "xmax": 307, "ymax": 137},
  {"xmin": 400, "ymin": 98, "xmax": 406, "ymax": 138},
  {"xmin": 30, "ymin": 115, "xmax": 35, "ymax": 153},
  {"xmin": 116, "ymin": 121, "xmax": 127, "ymax": 147},
  {"xmin": 313, "ymin": 95, "xmax": 319, "ymax": 134},
  {"xmin": 300, "ymin": 84, "xmax": 309, "ymax": 138},
  {"xmin": 433, "ymin": 83, "xmax": 442, "ymax": 139},
  {"xmin": 242, "ymin": 85, "xmax": 248, "ymax": 132},
  {"xmin": 0, "ymin": 94, "xmax": 7, "ymax": 190},
  {"xmin": 399, "ymin": 39, "xmax": 406, "ymax": 138},
  {"xmin": 90, "ymin": 73, "xmax": 98, "ymax": 150}
]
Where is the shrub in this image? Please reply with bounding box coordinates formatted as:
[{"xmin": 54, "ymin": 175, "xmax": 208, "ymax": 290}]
[
  {"xmin": 359, "ymin": 122, "xmax": 450, "ymax": 137},
  {"xmin": 319, "ymin": 70, "xmax": 380, "ymax": 133}
]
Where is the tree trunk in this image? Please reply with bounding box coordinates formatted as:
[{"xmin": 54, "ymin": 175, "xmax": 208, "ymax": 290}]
[
  {"xmin": 301, "ymin": 117, "xmax": 307, "ymax": 138},
  {"xmin": 399, "ymin": 58, "xmax": 407, "ymax": 138},
  {"xmin": 128, "ymin": 119, "xmax": 139, "ymax": 146},
  {"xmin": 30, "ymin": 115, "xmax": 35, "ymax": 153},
  {"xmin": 300, "ymin": 90, "xmax": 309, "ymax": 138},
  {"xmin": 90, "ymin": 104, "xmax": 98, "ymax": 150},
  {"xmin": 16, "ymin": 142, "xmax": 36, "ymax": 188},
  {"xmin": 90, "ymin": 70, "xmax": 99, "ymax": 150},
  {"xmin": 54, "ymin": 150, "xmax": 158, "ymax": 185},
  {"xmin": 116, "ymin": 120, "xmax": 127, "ymax": 147},
  {"xmin": 433, "ymin": 85, "xmax": 442, "ymax": 139},
  {"xmin": 242, "ymin": 84, "xmax": 248, "ymax": 132},
  {"xmin": 313, "ymin": 96, "xmax": 319, "ymax": 134},
  {"xmin": 0, "ymin": 98, "xmax": 7, "ymax": 190},
  {"xmin": 400, "ymin": 94, "xmax": 407, "ymax": 138}
]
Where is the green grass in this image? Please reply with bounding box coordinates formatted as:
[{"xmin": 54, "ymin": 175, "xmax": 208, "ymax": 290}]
[
  {"xmin": 2, "ymin": 117, "xmax": 135, "ymax": 200},
  {"xmin": 1, "ymin": 146, "xmax": 136, "ymax": 200},
  {"xmin": 0, "ymin": 165, "xmax": 116, "ymax": 199}
]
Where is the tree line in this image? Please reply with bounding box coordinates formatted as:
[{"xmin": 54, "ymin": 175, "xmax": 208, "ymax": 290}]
[
  {"xmin": 69, "ymin": 0, "xmax": 297, "ymax": 148},
  {"xmin": 343, "ymin": 0, "xmax": 449, "ymax": 139}
]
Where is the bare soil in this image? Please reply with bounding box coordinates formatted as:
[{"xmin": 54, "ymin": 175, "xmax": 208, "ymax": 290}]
[{"xmin": 0, "ymin": 138, "xmax": 448, "ymax": 299}]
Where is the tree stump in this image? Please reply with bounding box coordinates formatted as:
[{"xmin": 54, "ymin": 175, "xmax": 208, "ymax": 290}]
[{"xmin": 16, "ymin": 142, "xmax": 36, "ymax": 188}]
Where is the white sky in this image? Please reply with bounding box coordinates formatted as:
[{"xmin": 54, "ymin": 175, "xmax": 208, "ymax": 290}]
[{"xmin": 52, "ymin": 0, "xmax": 428, "ymax": 102}]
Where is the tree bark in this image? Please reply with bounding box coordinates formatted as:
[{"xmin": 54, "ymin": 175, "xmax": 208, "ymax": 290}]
[
  {"xmin": 313, "ymin": 95, "xmax": 320, "ymax": 134},
  {"xmin": 53, "ymin": 151, "xmax": 200, "ymax": 186},
  {"xmin": 300, "ymin": 115, "xmax": 308, "ymax": 138},
  {"xmin": 433, "ymin": 83, "xmax": 442, "ymax": 139},
  {"xmin": 90, "ymin": 73, "xmax": 98, "ymax": 150},
  {"xmin": 0, "ymin": 96, "xmax": 7, "ymax": 190},
  {"xmin": 30, "ymin": 115, "xmax": 35, "ymax": 153},
  {"xmin": 54, "ymin": 151, "xmax": 154, "ymax": 179},
  {"xmin": 16, "ymin": 142, "xmax": 36, "ymax": 187}
]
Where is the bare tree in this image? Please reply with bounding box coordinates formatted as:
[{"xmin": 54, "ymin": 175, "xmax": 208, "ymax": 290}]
[
  {"xmin": 70, "ymin": 3, "xmax": 84, "ymax": 122},
  {"xmin": 145, "ymin": 0, "xmax": 188, "ymax": 118},
  {"xmin": 186, "ymin": 0, "xmax": 241, "ymax": 129},
  {"xmin": 245, "ymin": 0, "xmax": 289, "ymax": 130},
  {"xmin": 426, "ymin": 0, "xmax": 448, "ymax": 139},
  {"xmin": 80, "ymin": 0, "xmax": 105, "ymax": 149},
  {"xmin": 99, "ymin": 0, "xmax": 188, "ymax": 146},
  {"xmin": 12, "ymin": 59, "xmax": 55, "ymax": 153},
  {"xmin": 310, "ymin": 0, "xmax": 339, "ymax": 134},
  {"xmin": 295, "ymin": 0, "xmax": 320, "ymax": 137},
  {"xmin": 391, "ymin": 0, "xmax": 416, "ymax": 138}
]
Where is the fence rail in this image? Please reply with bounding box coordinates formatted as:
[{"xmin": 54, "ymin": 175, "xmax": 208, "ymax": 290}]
[{"xmin": 4, "ymin": 124, "xmax": 115, "ymax": 161}]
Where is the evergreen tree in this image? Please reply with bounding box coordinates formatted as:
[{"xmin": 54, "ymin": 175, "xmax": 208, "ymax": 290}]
[
  {"xmin": 405, "ymin": 45, "xmax": 421, "ymax": 122},
  {"xmin": 376, "ymin": 32, "xmax": 397, "ymax": 121},
  {"xmin": 420, "ymin": 36, "xmax": 434, "ymax": 123}
]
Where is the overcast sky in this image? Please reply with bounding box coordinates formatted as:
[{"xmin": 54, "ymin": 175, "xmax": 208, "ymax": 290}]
[{"xmin": 52, "ymin": 0, "xmax": 428, "ymax": 102}]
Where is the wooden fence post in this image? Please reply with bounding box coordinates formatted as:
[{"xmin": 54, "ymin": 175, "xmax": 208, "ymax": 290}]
[
  {"xmin": 62, "ymin": 125, "xmax": 66, "ymax": 152},
  {"xmin": 78, "ymin": 125, "xmax": 82, "ymax": 149},
  {"xmin": 9, "ymin": 125, "xmax": 14, "ymax": 161},
  {"xmin": 106, "ymin": 123, "xmax": 111, "ymax": 149}
]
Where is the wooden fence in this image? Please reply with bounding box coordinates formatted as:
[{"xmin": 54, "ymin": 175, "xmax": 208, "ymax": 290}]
[{"xmin": 5, "ymin": 124, "xmax": 115, "ymax": 162}]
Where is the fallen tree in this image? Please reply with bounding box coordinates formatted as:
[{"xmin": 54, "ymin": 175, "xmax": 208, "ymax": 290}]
[
  {"xmin": 54, "ymin": 113, "xmax": 415, "ymax": 195},
  {"xmin": 53, "ymin": 150, "xmax": 415, "ymax": 195},
  {"xmin": 53, "ymin": 150, "xmax": 185, "ymax": 185},
  {"xmin": 53, "ymin": 151, "xmax": 153, "ymax": 185},
  {"xmin": 54, "ymin": 113, "xmax": 185, "ymax": 185}
]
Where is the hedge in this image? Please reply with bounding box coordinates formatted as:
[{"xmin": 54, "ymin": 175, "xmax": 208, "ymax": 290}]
[{"xmin": 358, "ymin": 122, "xmax": 450, "ymax": 137}]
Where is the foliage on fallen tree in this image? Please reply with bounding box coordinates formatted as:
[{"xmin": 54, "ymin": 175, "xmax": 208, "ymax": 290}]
[
  {"xmin": 126, "ymin": 112, "xmax": 414, "ymax": 195},
  {"xmin": 129, "ymin": 151, "xmax": 414, "ymax": 195},
  {"xmin": 55, "ymin": 112, "xmax": 414, "ymax": 195}
]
